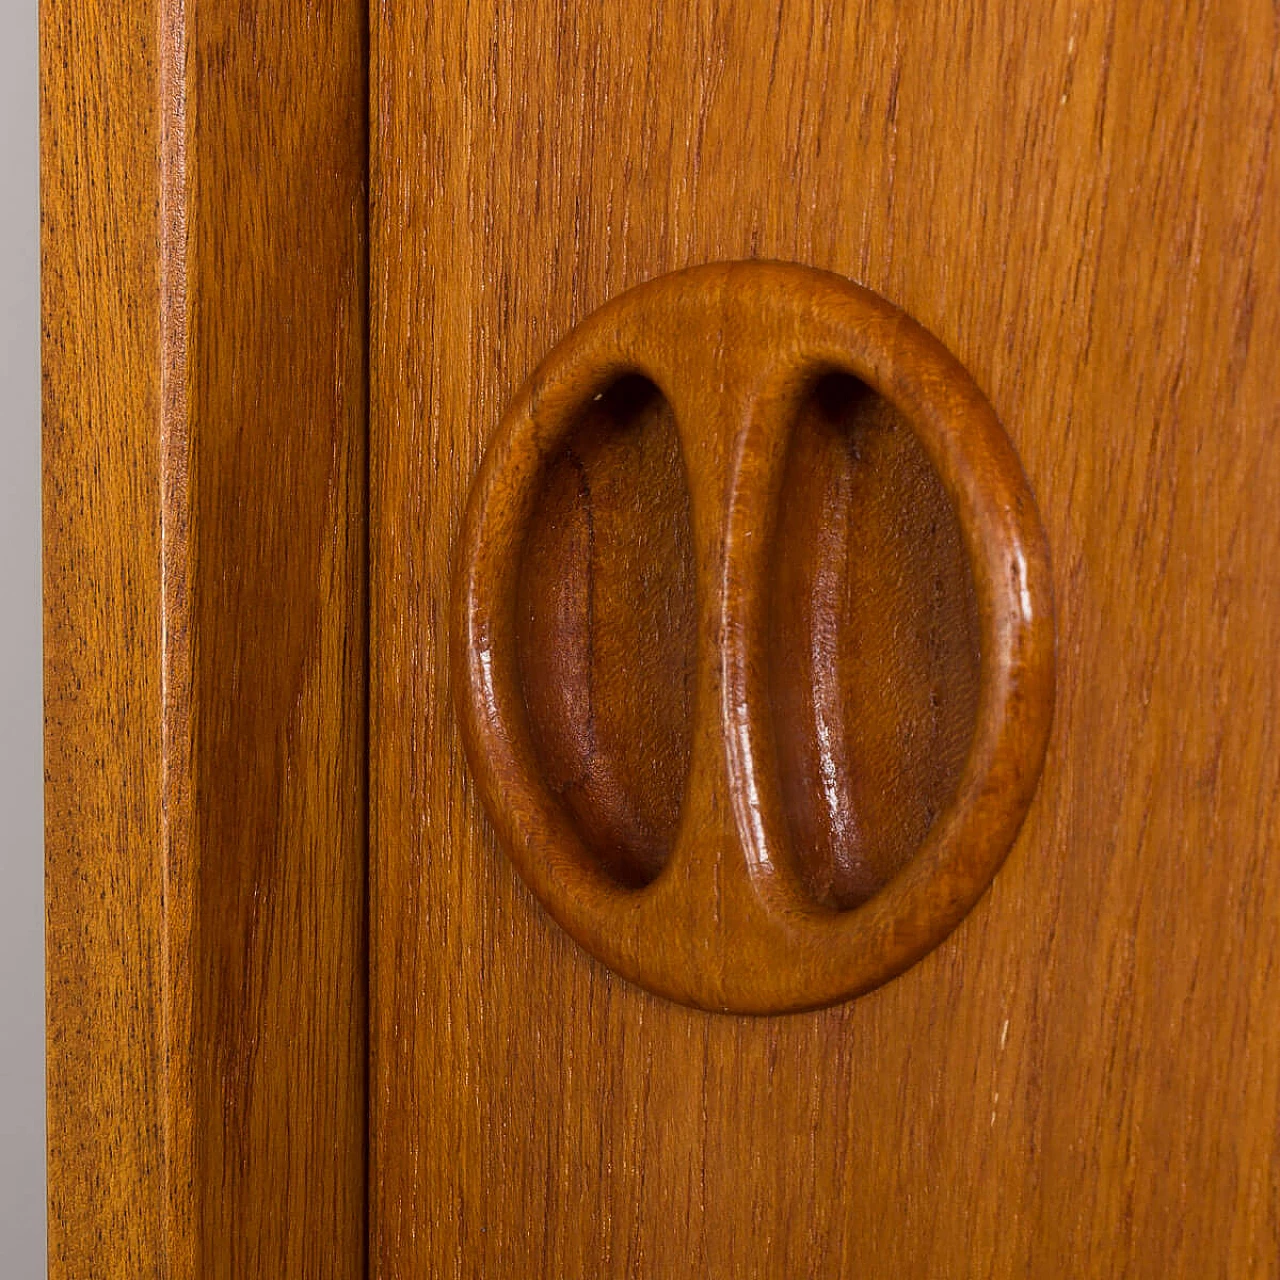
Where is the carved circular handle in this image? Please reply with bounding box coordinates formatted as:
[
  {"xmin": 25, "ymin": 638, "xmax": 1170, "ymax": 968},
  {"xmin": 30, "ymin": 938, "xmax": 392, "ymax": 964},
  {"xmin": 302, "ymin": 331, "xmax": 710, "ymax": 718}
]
[{"xmin": 452, "ymin": 261, "xmax": 1054, "ymax": 1013}]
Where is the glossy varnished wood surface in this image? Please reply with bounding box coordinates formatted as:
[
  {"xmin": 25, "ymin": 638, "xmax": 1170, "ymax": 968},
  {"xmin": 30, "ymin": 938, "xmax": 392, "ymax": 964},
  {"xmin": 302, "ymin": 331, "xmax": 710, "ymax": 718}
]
[
  {"xmin": 451, "ymin": 262, "xmax": 1054, "ymax": 1013},
  {"xmin": 372, "ymin": 1, "xmax": 1280, "ymax": 1274},
  {"xmin": 515, "ymin": 374, "xmax": 695, "ymax": 893},
  {"xmin": 42, "ymin": 0, "xmax": 367, "ymax": 1272},
  {"xmin": 770, "ymin": 372, "xmax": 982, "ymax": 908}
]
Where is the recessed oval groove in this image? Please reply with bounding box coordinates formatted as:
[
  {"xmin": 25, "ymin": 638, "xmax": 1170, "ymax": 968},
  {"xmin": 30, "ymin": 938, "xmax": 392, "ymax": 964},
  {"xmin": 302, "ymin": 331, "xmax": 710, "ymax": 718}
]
[
  {"xmin": 768, "ymin": 372, "xmax": 982, "ymax": 911},
  {"xmin": 516, "ymin": 374, "xmax": 696, "ymax": 890}
]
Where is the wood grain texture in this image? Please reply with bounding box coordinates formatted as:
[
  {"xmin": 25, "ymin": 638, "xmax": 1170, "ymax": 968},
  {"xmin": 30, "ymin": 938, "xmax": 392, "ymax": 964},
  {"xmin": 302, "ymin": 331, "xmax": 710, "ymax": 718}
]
[
  {"xmin": 515, "ymin": 373, "xmax": 695, "ymax": 893},
  {"xmin": 42, "ymin": 0, "xmax": 171, "ymax": 1265},
  {"xmin": 770, "ymin": 370, "xmax": 982, "ymax": 907},
  {"xmin": 371, "ymin": 0, "xmax": 1280, "ymax": 1275},
  {"xmin": 450, "ymin": 262, "xmax": 1054, "ymax": 1013},
  {"xmin": 42, "ymin": 0, "xmax": 368, "ymax": 1271}
]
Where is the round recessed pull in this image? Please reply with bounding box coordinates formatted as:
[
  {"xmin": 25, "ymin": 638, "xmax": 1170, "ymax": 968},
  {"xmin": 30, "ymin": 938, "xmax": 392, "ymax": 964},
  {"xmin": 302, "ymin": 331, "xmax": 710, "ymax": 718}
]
[{"xmin": 452, "ymin": 261, "xmax": 1055, "ymax": 1014}]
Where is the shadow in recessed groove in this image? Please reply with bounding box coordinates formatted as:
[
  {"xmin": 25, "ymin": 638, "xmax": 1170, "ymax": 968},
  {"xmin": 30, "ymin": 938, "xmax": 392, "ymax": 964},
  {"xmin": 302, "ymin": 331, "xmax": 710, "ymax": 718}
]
[
  {"xmin": 517, "ymin": 375, "xmax": 696, "ymax": 890},
  {"xmin": 768, "ymin": 373, "xmax": 982, "ymax": 911}
]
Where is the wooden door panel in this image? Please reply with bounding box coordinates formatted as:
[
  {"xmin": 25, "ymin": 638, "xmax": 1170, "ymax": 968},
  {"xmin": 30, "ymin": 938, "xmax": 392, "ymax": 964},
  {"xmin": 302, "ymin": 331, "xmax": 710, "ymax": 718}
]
[{"xmin": 371, "ymin": 3, "xmax": 1280, "ymax": 1276}]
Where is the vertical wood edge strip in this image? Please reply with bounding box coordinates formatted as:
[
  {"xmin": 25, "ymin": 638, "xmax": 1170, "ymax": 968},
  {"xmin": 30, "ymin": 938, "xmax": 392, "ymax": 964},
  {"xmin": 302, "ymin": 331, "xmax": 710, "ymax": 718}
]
[
  {"xmin": 184, "ymin": 0, "xmax": 369, "ymax": 1265},
  {"xmin": 159, "ymin": 0, "xmax": 194, "ymax": 1267},
  {"xmin": 42, "ymin": 0, "xmax": 170, "ymax": 1267},
  {"xmin": 42, "ymin": 0, "xmax": 369, "ymax": 1270}
]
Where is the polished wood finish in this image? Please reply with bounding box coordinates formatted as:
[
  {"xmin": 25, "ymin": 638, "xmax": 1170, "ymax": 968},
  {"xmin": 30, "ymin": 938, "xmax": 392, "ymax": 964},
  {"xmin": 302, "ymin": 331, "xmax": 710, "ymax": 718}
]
[
  {"xmin": 771, "ymin": 369, "xmax": 982, "ymax": 908},
  {"xmin": 452, "ymin": 262, "xmax": 1054, "ymax": 1012},
  {"xmin": 516, "ymin": 373, "xmax": 695, "ymax": 894},
  {"xmin": 41, "ymin": 0, "xmax": 367, "ymax": 1270},
  {"xmin": 372, "ymin": 1, "xmax": 1280, "ymax": 1273}
]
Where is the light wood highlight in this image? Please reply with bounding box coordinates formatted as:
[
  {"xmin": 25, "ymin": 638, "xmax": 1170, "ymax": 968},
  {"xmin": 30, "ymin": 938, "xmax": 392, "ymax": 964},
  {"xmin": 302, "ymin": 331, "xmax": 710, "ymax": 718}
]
[
  {"xmin": 371, "ymin": 1, "xmax": 1280, "ymax": 1274},
  {"xmin": 42, "ymin": 0, "xmax": 368, "ymax": 1272}
]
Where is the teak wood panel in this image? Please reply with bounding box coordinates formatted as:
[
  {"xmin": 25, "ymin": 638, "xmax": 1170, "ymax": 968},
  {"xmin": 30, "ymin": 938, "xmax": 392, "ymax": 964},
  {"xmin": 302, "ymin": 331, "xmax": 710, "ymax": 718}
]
[
  {"xmin": 371, "ymin": 3, "xmax": 1280, "ymax": 1276},
  {"xmin": 41, "ymin": 0, "xmax": 367, "ymax": 1272}
]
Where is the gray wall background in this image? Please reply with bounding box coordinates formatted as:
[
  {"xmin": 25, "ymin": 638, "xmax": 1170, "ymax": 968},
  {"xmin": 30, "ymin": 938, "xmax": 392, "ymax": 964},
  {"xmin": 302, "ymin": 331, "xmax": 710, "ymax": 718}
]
[{"xmin": 0, "ymin": 0, "xmax": 45, "ymax": 1272}]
